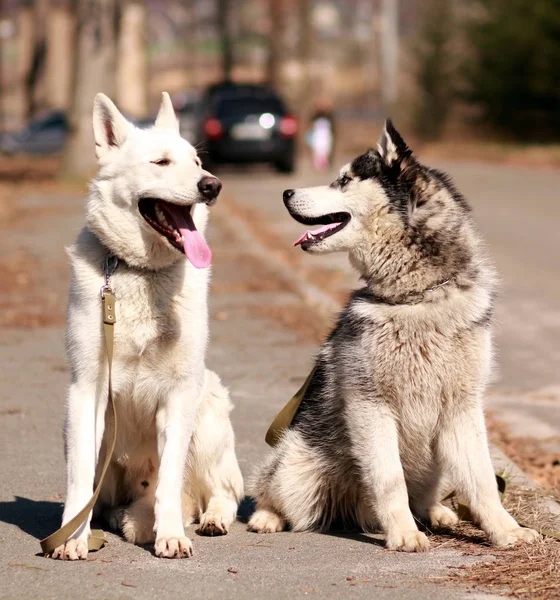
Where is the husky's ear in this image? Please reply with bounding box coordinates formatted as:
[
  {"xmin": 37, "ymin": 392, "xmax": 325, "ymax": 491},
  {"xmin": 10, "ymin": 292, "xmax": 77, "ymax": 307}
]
[
  {"xmin": 93, "ymin": 93, "xmax": 131, "ymax": 160},
  {"xmin": 377, "ymin": 119, "xmax": 412, "ymax": 168},
  {"xmin": 155, "ymin": 92, "xmax": 179, "ymax": 132}
]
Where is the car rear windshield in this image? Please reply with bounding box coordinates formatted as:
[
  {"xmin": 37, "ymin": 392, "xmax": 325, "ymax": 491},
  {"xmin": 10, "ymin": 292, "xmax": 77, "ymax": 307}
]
[{"xmin": 215, "ymin": 97, "xmax": 285, "ymax": 118}]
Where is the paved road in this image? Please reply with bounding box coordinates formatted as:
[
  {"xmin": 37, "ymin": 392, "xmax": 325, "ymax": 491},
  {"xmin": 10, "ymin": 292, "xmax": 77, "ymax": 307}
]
[
  {"xmin": 0, "ymin": 186, "xmax": 506, "ymax": 599},
  {"xmin": 219, "ymin": 159, "xmax": 560, "ymax": 445}
]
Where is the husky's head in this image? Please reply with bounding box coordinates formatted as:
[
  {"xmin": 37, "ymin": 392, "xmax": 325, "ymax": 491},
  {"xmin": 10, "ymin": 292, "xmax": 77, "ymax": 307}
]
[
  {"xmin": 284, "ymin": 121, "xmax": 481, "ymax": 300},
  {"xmin": 86, "ymin": 92, "xmax": 221, "ymax": 270}
]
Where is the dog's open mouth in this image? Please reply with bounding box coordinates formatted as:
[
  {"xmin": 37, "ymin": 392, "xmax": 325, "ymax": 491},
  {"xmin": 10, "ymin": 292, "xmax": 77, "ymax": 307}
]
[
  {"xmin": 292, "ymin": 212, "xmax": 351, "ymax": 249},
  {"xmin": 138, "ymin": 198, "xmax": 211, "ymax": 269}
]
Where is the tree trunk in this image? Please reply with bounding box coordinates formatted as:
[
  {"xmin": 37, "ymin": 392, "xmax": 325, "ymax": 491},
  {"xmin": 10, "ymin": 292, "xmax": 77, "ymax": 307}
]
[
  {"xmin": 379, "ymin": 0, "xmax": 399, "ymax": 109},
  {"xmin": 266, "ymin": 0, "xmax": 284, "ymax": 89},
  {"xmin": 184, "ymin": 1, "xmax": 198, "ymax": 88},
  {"xmin": 217, "ymin": 0, "xmax": 233, "ymax": 81},
  {"xmin": 45, "ymin": 0, "xmax": 75, "ymax": 112},
  {"xmin": 62, "ymin": 0, "xmax": 119, "ymax": 178},
  {"xmin": 116, "ymin": 0, "xmax": 148, "ymax": 119},
  {"xmin": 14, "ymin": 3, "xmax": 36, "ymax": 125},
  {"xmin": 297, "ymin": 0, "xmax": 313, "ymax": 144},
  {"xmin": 27, "ymin": 0, "xmax": 49, "ymax": 117}
]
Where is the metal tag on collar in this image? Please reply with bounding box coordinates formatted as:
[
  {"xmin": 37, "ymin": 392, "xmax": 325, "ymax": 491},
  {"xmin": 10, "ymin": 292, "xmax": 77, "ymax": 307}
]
[{"xmin": 100, "ymin": 255, "xmax": 119, "ymax": 298}]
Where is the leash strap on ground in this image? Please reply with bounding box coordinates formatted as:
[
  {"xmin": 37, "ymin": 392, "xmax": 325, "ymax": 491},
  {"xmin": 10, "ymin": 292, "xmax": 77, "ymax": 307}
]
[
  {"xmin": 39, "ymin": 288, "xmax": 118, "ymax": 556},
  {"xmin": 265, "ymin": 367, "xmax": 317, "ymax": 447}
]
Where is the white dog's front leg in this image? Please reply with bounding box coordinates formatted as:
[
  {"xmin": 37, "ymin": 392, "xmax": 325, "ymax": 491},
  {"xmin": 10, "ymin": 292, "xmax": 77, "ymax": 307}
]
[
  {"xmin": 52, "ymin": 380, "xmax": 106, "ymax": 560},
  {"xmin": 347, "ymin": 401, "xmax": 430, "ymax": 552},
  {"xmin": 154, "ymin": 381, "xmax": 199, "ymax": 558}
]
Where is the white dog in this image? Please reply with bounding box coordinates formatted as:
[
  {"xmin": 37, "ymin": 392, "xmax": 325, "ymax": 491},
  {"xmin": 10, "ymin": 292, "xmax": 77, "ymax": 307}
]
[{"xmin": 52, "ymin": 93, "xmax": 243, "ymax": 560}]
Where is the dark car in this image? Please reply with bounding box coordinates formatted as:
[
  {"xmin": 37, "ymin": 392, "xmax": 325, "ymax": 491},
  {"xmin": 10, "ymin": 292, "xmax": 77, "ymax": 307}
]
[
  {"xmin": 0, "ymin": 110, "xmax": 68, "ymax": 155},
  {"xmin": 199, "ymin": 83, "xmax": 297, "ymax": 173}
]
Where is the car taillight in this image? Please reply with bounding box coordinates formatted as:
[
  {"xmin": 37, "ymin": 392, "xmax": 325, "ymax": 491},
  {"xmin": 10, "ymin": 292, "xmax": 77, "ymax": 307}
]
[
  {"xmin": 204, "ymin": 118, "xmax": 223, "ymax": 140},
  {"xmin": 279, "ymin": 115, "xmax": 298, "ymax": 138}
]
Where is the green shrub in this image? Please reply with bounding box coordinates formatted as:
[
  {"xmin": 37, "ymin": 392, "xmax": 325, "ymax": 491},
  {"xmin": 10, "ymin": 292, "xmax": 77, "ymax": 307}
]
[
  {"xmin": 412, "ymin": 0, "xmax": 455, "ymax": 141},
  {"xmin": 463, "ymin": 0, "xmax": 560, "ymax": 141}
]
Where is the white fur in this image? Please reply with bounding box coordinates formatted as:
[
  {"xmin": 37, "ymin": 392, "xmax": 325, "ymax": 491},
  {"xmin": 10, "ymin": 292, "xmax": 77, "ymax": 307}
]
[{"xmin": 52, "ymin": 94, "xmax": 243, "ymax": 560}]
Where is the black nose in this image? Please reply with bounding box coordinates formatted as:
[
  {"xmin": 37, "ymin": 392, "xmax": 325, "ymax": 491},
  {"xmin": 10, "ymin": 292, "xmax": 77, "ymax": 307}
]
[
  {"xmin": 198, "ymin": 176, "xmax": 222, "ymax": 204},
  {"xmin": 283, "ymin": 189, "xmax": 295, "ymax": 205}
]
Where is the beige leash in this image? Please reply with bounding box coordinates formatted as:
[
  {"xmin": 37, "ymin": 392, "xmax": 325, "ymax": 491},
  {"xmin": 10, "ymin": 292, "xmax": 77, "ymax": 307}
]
[
  {"xmin": 40, "ymin": 257, "xmax": 118, "ymax": 556},
  {"xmin": 265, "ymin": 367, "xmax": 316, "ymax": 447}
]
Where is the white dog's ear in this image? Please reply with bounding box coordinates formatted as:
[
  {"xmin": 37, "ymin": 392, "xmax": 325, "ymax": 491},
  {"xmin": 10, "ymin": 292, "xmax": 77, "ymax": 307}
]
[
  {"xmin": 93, "ymin": 93, "xmax": 131, "ymax": 159},
  {"xmin": 377, "ymin": 119, "xmax": 411, "ymax": 167},
  {"xmin": 154, "ymin": 92, "xmax": 179, "ymax": 132}
]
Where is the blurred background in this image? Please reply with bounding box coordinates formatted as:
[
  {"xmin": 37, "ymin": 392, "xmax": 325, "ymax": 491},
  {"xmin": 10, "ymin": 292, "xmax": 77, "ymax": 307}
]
[
  {"xmin": 0, "ymin": 1, "xmax": 558, "ymax": 491},
  {"xmin": 0, "ymin": 0, "xmax": 559, "ymax": 174}
]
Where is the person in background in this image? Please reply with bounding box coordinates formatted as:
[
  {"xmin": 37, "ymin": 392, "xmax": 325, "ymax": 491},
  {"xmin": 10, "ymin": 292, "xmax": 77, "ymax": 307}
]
[{"xmin": 306, "ymin": 101, "xmax": 336, "ymax": 171}]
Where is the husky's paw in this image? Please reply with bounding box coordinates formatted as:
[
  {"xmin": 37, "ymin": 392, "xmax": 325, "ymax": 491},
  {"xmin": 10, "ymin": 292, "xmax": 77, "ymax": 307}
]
[
  {"xmin": 154, "ymin": 536, "xmax": 193, "ymax": 558},
  {"xmin": 386, "ymin": 529, "xmax": 430, "ymax": 552},
  {"xmin": 107, "ymin": 500, "xmax": 156, "ymax": 545},
  {"xmin": 51, "ymin": 538, "xmax": 89, "ymax": 561},
  {"xmin": 199, "ymin": 511, "xmax": 230, "ymax": 536},
  {"xmin": 105, "ymin": 506, "xmax": 124, "ymax": 532},
  {"xmin": 247, "ymin": 509, "xmax": 285, "ymax": 534},
  {"xmin": 429, "ymin": 504, "xmax": 459, "ymax": 529},
  {"xmin": 490, "ymin": 526, "xmax": 540, "ymax": 547},
  {"xmin": 121, "ymin": 512, "xmax": 156, "ymax": 545}
]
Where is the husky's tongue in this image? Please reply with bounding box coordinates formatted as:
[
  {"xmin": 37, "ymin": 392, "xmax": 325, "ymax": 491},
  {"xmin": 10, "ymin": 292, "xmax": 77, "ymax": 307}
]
[
  {"xmin": 294, "ymin": 222, "xmax": 340, "ymax": 247},
  {"xmin": 163, "ymin": 204, "xmax": 212, "ymax": 269}
]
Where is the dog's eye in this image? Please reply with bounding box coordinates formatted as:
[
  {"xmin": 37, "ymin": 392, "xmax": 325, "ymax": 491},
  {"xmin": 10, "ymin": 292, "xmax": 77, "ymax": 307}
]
[
  {"xmin": 339, "ymin": 175, "xmax": 352, "ymax": 186},
  {"xmin": 194, "ymin": 157, "xmax": 201, "ymax": 167},
  {"xmin": 151, "ymin": 158, "xmax": 171, "ymax": 166}
]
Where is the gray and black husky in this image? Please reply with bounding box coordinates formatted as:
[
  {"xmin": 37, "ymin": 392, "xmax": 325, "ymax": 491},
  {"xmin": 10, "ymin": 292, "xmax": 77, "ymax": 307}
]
[{"xmin": 248, "ymin": 121, "xmax": 538, "ymax": 551}]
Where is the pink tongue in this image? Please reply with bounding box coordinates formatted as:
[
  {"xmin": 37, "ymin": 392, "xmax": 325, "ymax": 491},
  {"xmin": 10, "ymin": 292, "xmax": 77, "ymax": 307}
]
[
  {"xmin": 163, "ymin": 204, "xmax": 212, "ymax": 269},
  {"xmin": 294, "ymin": 222, "xmax": 340, "ymax": 247}
]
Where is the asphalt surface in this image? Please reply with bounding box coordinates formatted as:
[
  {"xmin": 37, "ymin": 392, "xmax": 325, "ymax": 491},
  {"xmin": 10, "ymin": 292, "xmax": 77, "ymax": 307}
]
[{"xmin": 1, "ymin": 158, "xmax": 558, "ymax": 598}]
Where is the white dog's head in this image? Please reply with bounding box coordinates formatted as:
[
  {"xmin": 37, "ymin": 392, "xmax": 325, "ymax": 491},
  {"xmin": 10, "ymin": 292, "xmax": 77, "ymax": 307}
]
[{"xmin": 86, "ymin": 92, "xmax": 221, "ymax": 270}]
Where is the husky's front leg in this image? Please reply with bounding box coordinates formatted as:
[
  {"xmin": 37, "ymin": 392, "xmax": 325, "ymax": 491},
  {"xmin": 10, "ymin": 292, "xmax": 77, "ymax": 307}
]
[
  {"xmin": 347, "ymin": 401, "xmax": 430, "ymax": 552},
  {"xmin": 154, "ymin": 380, "xmax": 199, "ymax": 558},
  {"xmin": 438, "ymin": 407, "xmax": 539, "ymax": 547},
  {"xmin": 52, "ymin": 379, "xmax": 105, "ymax": 560}
]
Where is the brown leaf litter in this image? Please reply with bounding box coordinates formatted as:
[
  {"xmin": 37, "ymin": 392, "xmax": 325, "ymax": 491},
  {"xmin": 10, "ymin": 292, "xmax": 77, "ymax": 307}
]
[
  {"xmin": 487, "ymin": 415, "xmax": 560, "ymax": 493},
  {"xmin": 426, "ymin": 486, "xmax": 560, "ymax": 599}
]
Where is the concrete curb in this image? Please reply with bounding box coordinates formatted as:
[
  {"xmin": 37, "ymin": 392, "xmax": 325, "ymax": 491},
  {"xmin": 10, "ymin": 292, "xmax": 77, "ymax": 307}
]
[{"xmin": 216, "ymin": 200, "xmax": 560, "ymax": 520}]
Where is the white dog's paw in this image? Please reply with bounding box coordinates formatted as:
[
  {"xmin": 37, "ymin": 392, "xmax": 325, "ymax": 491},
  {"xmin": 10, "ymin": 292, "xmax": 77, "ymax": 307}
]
[
  {"xmin": 386, "ymin": 529, "xmax": 430, "ymax": 552},
  {"xmin": 154, "ymin": 536, "xmax": 193, "ymax": 558},
  {"xmin": 490, "ymin": 526, "xmax": 540, "ymax": 547},
  {"xmin": 429, "ymin": 504, "xmax": 459, "ymax": 529},
  {"xmin": 51, "ymin": 538, "xmax": 89, "ymax": 561},
  {"xmin": 247, "ymin": 508, "xmax": 285, "ymax": 534},
  {"xmin": 199, "ymin": 511, "xmax": 230, "ymax": 536}
]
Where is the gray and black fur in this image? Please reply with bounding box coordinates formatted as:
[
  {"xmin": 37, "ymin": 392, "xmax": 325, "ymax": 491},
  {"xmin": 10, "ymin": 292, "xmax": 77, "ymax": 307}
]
[{"xmin": 247, "ymin": 121, "xmax": 539, "ymax": 551}]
